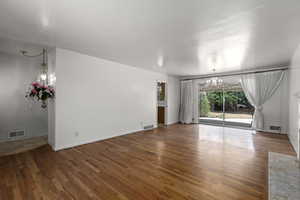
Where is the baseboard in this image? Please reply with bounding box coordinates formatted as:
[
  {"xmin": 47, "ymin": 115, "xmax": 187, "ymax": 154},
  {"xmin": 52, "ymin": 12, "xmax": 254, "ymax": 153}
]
[
  {"xmin": 258, "ymin": 130, "xmax": 286, "ymax": 134},
  {"xmin": 166, "ymin": 121, "xmax": 179, "ymax": 126},
  {"xmin": 53, "ymin": 128, "xmax": 144, "ymax": 151}
]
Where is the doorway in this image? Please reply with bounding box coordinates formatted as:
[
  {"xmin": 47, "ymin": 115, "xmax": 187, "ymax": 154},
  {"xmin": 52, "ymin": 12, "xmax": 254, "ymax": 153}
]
[
  {"xmin": 198, "ymin": 81, "xmax": 254, "ymax": 128},
  {"xmin": 157, "ymin": 82, "xmax": 167, "ymax": 126}
]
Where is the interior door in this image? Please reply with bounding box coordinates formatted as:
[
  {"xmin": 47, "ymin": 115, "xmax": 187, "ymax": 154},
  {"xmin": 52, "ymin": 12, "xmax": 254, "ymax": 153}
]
[
  {"xmin": 158, "ymin": 107, "xmax": 165, "ymax": 124},
  {"xmin": 157, "ymin": 82, "xmax": 166, "ymax": 125}
]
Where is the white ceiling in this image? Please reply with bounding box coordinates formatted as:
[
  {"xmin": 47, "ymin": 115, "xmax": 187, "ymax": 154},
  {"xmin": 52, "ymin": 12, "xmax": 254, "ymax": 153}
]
[{"xmin": 0, "ymin": 0, "xmax": 300, "ymax": 76}]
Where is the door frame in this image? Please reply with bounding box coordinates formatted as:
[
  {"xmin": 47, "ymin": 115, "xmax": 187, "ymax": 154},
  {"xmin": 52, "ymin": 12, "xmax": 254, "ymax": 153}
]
[
  {"xmin": 156, "ymin": 80, "xmax": 168, "ymax": 126},
  {"xmin": 197, "ymin": 82, "xmax": 253, "ymax": 128}
]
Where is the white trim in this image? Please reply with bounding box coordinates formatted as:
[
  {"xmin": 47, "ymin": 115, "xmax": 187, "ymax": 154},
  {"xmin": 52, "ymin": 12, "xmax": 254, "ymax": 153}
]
[
  {"xmin": 287, "ymin": 132, "xmax": 299, "ymax": 158},
  {"xmin": 166, "ymin": 121, "xmax": 179, "ymax": 126},
  {"xmin": 290, "ymin": 94, "xmax": 300, "ymax": 159},
  {"xmin": 54, "ymin": 128, "xmax": 144, "ymax": 151},
  {"xmin": 52, "ymin": 121, "xmax": 179, "ymax": 152}
]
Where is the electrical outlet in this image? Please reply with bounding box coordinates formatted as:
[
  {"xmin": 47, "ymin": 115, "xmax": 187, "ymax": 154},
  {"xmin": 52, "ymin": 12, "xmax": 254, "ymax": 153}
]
[{"xmin": 75, "ymin": 131, "xmax": 79, "ymax": 137}]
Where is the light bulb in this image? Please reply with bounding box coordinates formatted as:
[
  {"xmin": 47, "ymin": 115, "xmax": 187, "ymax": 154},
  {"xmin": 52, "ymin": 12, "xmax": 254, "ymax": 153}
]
[
  {"xmin": 49, "ymin": 74, "xmax": 56, "ymax": 85},
  {"xmin": 40, "ymin": 73, "xmax": 47, "ymax": 81}
]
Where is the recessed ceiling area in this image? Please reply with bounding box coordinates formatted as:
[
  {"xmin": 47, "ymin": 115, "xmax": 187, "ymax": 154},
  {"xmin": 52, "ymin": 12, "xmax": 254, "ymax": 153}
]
[{"xmin": 0, "ymin": 0, "xmax": 300, "ymax": 76}]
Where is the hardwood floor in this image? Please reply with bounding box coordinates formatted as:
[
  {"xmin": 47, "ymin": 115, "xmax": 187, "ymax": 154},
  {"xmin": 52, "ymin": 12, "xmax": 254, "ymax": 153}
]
[
  {"xmin": 0, "ymin": 136, "xmax": 47, "ymax": 157},
  {"xmin": 0, "ymin": 124, "xmax": 296, "ymax": 200}
]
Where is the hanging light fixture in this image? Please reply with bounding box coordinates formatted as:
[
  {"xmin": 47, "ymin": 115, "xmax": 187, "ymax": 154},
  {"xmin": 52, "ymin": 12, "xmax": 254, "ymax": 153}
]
[
  {"xmin": 205, "ymin": 68, "xmax": 223, "ymax": 89},
  {"xmin": 205, "ymin": 77, "xmax": 223, "ymax": 88},
  {"xmin": 22, "ymin": 48, "xmax": 55, "ymax": 108},
  {"xmin": 21, "ymin": 48, "xmax": 50, "ymax": 86}
]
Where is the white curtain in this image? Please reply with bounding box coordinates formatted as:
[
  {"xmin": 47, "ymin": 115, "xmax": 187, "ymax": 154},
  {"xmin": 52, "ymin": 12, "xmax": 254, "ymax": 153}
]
[
  {"xmin": 179, "ymin": 80, "xmax": 193, "ymax": 124},
  {"xmin": 241, "ymin": 70, "xmax": 285, "ymax": 130}
]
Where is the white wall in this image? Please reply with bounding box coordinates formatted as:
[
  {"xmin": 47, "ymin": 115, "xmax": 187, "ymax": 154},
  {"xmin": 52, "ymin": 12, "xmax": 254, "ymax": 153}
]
[
  {"xmin": 167, "ymin": 76, "xmax": 180, "ymax": 125},
  {"xmin": 53, "ymin": 48, "xmax": 180, "ymax": 150},
  {"xmin": 47, "ymin": 48, "xmax": 56, "ymax": 148},
  {"xmin": 0, "ymin": 52, "xmax": 48, "ymax": 142},
  {"xmin": 262, "ymin": 73, "xmax": 289, "ymax": 133},
  {"xmin": 288, "ymin": 45, "xmax": 300, "ymax": 156}
]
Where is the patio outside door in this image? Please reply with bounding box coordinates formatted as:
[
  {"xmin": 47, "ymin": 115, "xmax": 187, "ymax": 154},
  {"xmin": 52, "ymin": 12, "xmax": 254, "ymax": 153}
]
[
  {"xmin": 199, "ymin": 89, "xmax": 224, "ymax": 126},
  {"xmin": 198, "ymin": 83, "xmax": 254, "ymax": 128}
]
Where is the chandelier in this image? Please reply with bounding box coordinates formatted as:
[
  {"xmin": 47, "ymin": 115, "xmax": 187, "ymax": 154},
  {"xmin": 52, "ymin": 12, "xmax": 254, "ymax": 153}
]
[
  {"xmin": 205, "ymin": 77, "xmax": 223, "ymax": 89},
  {"xmin": 20, "ymin": 48, "xmax": 55, "ymax": 86},
  {"xmin": 22, "ymin": 48, "xmax": 56, "ymax": 108},
  {"xmin": 204, "ymin": 67, "xmax": 224, "ymax": 89}
]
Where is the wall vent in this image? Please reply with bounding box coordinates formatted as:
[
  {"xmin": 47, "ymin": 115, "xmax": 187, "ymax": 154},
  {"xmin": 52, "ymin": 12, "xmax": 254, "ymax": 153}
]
[
  {"xmin": 8, "ymin": 130, "xmax": 25, "ymax": 138},
  {"xmin": 144, "ymin": 125, "xmax": 154, "ymax": 130},
  {"xmin": 270, "ymin": 126, "xmax": 281, "ymax": 131}
]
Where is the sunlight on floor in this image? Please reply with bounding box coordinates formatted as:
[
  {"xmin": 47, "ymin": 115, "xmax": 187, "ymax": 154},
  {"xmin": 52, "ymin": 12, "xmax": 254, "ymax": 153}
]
[{"xmin": 198, "ymin": 124, "xmax": 256, "ymax": 150}]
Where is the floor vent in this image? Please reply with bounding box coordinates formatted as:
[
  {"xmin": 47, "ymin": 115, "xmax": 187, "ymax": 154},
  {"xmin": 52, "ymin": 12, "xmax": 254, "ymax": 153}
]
[
  {"xmin": 270, "ymin": 126, "xmax": 281, "ymax": 131},
  {"xmin": 144, "ymin": 125, "xmax": 154, "ymax": 130},
  {"xmin": 8, "ymin": 130, "xmax": 25, "ymax": 138}
]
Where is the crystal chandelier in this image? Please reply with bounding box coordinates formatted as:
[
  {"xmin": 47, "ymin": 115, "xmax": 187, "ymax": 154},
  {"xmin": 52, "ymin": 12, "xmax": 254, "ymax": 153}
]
[
  {"xmin": 205, "ymin": 68, "xmax": 223, "ymax": 89},
  {"xmin": 21, "ymin": 48, "xmax": 54, "ymax": 86},
  {"xmin": 22, "ymin": 48, "xmax": 56, "ymax": 108},
  {"xmin": 205, "ymin": 77, "xmax": 223, "ymax": 89}
]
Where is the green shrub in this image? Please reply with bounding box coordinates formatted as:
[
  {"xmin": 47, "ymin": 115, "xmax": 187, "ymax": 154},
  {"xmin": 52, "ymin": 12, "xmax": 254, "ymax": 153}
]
[{"xmin": 199, "ymin": 93, "xmax": 210, "ymax": 117}]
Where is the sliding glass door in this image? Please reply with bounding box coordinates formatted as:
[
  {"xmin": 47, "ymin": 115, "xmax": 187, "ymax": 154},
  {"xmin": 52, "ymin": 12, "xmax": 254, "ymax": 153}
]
[
  {"xmin": 198, "ymin": 80, "xmax": 254, "ymax": 127},
  {"xmin": 199, "ymin": 90, "xmax": 224, "ymax": 125},
  {"xmin": 223, "ymin": 89, "xmax": 254, "ymax": 127}
]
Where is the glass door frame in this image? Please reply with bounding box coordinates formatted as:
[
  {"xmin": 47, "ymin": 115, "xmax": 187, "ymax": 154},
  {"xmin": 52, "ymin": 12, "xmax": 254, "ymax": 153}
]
[
  {"xmin": 198, "ymin": 89, "xmax": 225, "ymax": 126},
  {"xmin": 198, "ymin": 85, "xmax": 253, "ymax": 128}
]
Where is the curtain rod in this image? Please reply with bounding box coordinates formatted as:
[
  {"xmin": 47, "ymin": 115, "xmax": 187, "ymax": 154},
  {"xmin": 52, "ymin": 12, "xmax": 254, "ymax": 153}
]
[{"xmin": 180, "ymin": 65, "xmax": 289, "ymax": 81}]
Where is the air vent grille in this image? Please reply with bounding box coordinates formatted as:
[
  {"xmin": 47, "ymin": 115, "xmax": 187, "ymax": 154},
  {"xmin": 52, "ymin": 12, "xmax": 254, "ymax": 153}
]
[
  {"xmin": 144, "ymin": 125, "xmax": 154, "ymax": 130},
  {"xmin": 270, "ymin": 126, "xmax": 281, "ymax": 131},
  {"xmin": 8, "ymin": 130, "xmax": 25, "ymax": 138}
]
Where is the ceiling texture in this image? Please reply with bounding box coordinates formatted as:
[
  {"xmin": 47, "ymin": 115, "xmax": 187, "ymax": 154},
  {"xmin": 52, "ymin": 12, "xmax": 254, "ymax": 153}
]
[{"xmin": 0, "ymin": 0, "xmax": 300, "ymax": 76}]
